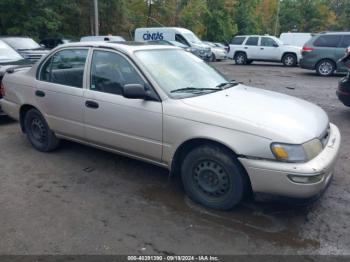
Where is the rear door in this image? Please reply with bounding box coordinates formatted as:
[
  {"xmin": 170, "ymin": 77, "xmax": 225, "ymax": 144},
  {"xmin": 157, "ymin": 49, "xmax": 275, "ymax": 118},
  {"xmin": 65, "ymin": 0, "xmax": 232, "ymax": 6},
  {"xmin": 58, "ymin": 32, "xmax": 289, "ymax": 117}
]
[
  {"xmin": 35, "ymin": 48, "xmax": 89, "ymax": 139},
  {"xmin": 313, "ymin": 34, "xmax": 341, "ymax": 62},
  {"xmin": 83, "ymin": 49, "xmax": 163, "ymax": 161},
  {"xmin": 243, "ymin": 36, "xmax": 260, "ymax": 59}
]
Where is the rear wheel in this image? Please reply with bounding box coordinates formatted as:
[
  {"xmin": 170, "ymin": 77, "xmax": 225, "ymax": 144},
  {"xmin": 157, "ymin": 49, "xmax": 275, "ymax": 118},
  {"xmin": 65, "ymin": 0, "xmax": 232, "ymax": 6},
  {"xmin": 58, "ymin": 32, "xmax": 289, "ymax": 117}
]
[
  {"xmin": 24, "ymin": 109, "xmax": 60, "ymax": 152},
  {"xmin": 282, "ymin": 53, "xmax": 297, "ymax": 67},
  {"xmin": 234, "ymin": 52, "xmax": 247, "ymax": 65},
  {"xmin": 181, "ymin": 145, "xmax": 247, "ymax": 210},
  {"xmin": 316, "ymin": 59, "xmax": 335, "ymax": 76}
]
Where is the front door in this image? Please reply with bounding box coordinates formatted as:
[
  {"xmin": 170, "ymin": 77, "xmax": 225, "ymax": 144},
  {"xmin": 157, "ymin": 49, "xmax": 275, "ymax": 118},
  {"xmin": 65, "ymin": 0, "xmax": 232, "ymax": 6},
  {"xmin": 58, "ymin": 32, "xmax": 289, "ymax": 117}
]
[
  {"xmin": 256, "ymin": 37, "xmax": 281, "ymax": 61},
  {"xmin": 84, "ymin": 49, "xmax": 163, "ymax": 161}
]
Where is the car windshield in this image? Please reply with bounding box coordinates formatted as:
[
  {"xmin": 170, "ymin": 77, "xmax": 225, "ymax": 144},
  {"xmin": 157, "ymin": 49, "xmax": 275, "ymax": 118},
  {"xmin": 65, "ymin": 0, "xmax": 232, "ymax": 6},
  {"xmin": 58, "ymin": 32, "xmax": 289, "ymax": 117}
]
[
  {"xmin": 135, "ymin": 49, "xmax": 230, "ymax": 98},
  {"xmin": 183, "ymin": 33, "xmax": 202, "ymax": 44},
  {"xmin": 3, "ymin": 38, "xmax": 41, "ymax": 50},
  {"xmin": 0, "ymin": 40, "xmax": 23, "ymax": 62}
]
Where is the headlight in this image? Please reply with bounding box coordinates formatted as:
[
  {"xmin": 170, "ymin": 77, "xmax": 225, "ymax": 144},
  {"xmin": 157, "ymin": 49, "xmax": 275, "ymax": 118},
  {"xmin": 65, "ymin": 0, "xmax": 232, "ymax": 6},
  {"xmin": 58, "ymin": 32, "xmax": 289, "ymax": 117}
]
[{"xmin": 271, "ymin": 139, "xmax": 322, "ymax": 162}]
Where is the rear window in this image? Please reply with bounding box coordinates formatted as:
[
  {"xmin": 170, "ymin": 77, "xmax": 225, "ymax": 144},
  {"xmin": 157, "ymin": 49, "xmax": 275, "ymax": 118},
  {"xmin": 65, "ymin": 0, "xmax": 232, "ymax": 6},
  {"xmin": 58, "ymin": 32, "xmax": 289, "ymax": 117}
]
[
  {"xmin": 339, "ymin": 35, "xmax": 350, "ymax": 48},
  {"xmin": 314, "ymin": 35, "xmax": 342, "ymax": 48},
  {"xmin": 231, "ymin": 36, "xmax": 245, "ymax": 45},
  {"xmin": 245, "ymin": 37, "xmax": 259, "ymax": 46}
]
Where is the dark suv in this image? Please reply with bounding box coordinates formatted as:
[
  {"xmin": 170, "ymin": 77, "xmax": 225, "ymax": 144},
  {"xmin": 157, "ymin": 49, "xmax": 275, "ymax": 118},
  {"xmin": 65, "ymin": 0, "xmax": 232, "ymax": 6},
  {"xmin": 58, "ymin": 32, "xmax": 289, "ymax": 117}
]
[{"xmin": 300, "ymin": 32, "xmax": 350, "ymax": 76}]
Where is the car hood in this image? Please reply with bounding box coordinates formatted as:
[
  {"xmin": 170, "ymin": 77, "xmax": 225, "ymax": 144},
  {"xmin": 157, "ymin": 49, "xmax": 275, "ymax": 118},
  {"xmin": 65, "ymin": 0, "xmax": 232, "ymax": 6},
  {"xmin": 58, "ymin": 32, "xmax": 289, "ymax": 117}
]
[{"xmin": 181, "ymin": 84, "xmax": 329, "ymax": 143}]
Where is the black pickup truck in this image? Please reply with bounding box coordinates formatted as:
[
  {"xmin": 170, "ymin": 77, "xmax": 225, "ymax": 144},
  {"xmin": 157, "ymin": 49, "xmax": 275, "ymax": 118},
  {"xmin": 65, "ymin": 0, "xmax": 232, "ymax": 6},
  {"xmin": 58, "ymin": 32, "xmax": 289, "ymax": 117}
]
[{"xmin": 0, "ymin": 40, "xmax": 33, "ymax": 115}]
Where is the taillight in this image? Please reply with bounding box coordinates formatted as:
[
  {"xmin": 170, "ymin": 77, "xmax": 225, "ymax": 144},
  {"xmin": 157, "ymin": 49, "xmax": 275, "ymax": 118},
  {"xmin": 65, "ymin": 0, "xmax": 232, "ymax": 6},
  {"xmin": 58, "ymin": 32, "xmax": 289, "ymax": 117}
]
[
  {"xmin": 302, "ymin": 45, "xmax": 314, "ymax": 52},
  {"xmin": 0, "ymin": 81, "xmax": 6, "ymax": 97}
]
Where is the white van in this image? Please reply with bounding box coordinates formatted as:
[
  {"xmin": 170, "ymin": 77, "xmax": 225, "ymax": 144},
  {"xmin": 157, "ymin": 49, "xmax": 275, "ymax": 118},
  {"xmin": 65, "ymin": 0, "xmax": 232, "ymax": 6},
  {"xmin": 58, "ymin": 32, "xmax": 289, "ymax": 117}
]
[
  {"xmin": 134, "ymin": 27, "xmax": 211, "ymax": 60},
  {"xmin": 279, "ymin": 33, "xmax": 312, "ymax": 47}
]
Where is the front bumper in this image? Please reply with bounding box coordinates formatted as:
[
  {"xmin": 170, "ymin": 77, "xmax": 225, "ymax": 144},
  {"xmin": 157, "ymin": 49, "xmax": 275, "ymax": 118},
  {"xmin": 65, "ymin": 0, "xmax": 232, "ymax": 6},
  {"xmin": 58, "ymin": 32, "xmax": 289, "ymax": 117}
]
[{"xmin": 239, "ymin": 123, "xmax": 341, "ymax": 199}]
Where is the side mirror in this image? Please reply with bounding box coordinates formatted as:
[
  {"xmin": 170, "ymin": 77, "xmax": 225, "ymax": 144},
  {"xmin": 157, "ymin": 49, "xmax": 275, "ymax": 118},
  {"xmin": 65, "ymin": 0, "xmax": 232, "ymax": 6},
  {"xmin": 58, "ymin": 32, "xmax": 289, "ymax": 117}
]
[
  {"xmin": 273, "ymin": 43, "xmax": 279, "ymax": 47},
  {"xmin": 123, "ymin": 84, "xmax": 147, "ymax": 99}
]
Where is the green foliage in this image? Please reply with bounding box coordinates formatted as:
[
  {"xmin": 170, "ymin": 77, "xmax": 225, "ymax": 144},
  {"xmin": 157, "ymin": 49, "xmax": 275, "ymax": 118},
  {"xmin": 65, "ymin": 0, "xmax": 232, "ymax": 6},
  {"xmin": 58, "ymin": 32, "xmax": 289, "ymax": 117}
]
[{"xmin": 0, "ymin": 0, "xmax": 349, "ymax": 43}]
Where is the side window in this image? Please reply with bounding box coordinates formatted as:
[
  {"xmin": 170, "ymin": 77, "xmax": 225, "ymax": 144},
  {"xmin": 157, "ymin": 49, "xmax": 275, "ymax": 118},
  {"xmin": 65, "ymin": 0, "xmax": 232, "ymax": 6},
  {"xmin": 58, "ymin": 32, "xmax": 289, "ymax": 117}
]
[
  {"xmin": 230, "ymin": 36, "xmax": 245, "ymax": 45},
  {"xmin": 261, "ymin": 37, "xmax": 277, "ymax": 47},
  {"xmin": 339, "ymin": 35, "xmax": 350, "ymax": 48},
  {"xmin": 90, "ymin": 50, "xmax": 145, "ymax": 96},
  {"xmin": 245, "ymin": 37, "xmax": 259, "ymax": 46},
  {"xmin": 40, "ymin": 49, "xmax": 88, "ymax": 88},
  {"xmin": 314, "ymin": 35, "xmax": 342, "ymax": 48},
  {"xmin": 175, "ymin": 34, "xmax": 190, "ymax": 47}
]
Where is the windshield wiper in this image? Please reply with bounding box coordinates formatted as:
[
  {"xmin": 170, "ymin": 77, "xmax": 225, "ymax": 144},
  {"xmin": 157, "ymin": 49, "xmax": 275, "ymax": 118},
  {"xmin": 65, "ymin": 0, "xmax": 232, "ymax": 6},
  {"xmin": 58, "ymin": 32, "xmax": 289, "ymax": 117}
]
[
  {"xmin": 171, "ymin": 87, "xmax": 221, "ymax": 93},
  {"xmin": 216, "ymin": 80, "xmax": 239, "ymax": 89}
]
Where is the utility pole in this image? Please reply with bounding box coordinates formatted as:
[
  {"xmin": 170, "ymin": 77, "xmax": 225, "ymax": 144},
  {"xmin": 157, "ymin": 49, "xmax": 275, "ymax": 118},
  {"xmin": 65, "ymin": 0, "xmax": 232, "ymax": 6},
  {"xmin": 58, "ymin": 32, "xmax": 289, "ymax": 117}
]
[
  {"xmin": 274, "ymin": 0, "xmax": 281, "ymax": 36},
  {"xmin": 94, "ymin": 0, "xmax": 99, "ymax": 36},
  {"xmin": 147, "ymin": 0, "xmax": 153, "ymax": 27}
]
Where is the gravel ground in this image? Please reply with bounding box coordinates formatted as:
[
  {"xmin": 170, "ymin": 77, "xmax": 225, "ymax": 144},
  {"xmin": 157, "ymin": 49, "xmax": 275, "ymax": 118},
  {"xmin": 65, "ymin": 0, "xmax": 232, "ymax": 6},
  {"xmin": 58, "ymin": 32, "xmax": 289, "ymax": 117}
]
[{"xmin": 0, "ymin": 60, "xmax": 349, "ymax": 255}]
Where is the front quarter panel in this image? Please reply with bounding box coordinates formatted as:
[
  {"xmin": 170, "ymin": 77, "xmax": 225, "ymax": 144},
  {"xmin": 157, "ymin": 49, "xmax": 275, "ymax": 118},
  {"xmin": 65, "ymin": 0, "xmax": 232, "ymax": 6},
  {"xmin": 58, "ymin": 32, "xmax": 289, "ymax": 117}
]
[{"xmin": 162, "ymin": 100, "xmax": 274, "ymax": 166}]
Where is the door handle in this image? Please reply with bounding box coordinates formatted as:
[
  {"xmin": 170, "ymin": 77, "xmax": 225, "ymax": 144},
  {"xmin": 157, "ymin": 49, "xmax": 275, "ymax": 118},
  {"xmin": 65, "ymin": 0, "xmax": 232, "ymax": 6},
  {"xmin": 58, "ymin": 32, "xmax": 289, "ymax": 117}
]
[
  {"xmin": 85, "ymin": 100, "xmax": 99, "ymax": 109},
  {"xmin": 244, "ymin": 47, "xmax": 248, "ymax": 49},
  {"xmin": 260, "ymin": 48, "xmax": 264, "ymax": 50},
  {"xmin": 35, "ymin": 90, "xmax": 45, "ymax": 97}
]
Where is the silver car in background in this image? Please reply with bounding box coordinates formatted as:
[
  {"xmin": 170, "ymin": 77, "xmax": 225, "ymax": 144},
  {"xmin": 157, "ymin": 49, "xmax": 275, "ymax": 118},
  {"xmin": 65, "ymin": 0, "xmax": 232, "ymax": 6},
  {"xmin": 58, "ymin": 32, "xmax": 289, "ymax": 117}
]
[
  {"xmin": 203, "ymin": 41, "xmax": 228, "ymax": 62},
  {"xmin": 1, "ymin": 42, "xmax": 341, "ymax": 210}
]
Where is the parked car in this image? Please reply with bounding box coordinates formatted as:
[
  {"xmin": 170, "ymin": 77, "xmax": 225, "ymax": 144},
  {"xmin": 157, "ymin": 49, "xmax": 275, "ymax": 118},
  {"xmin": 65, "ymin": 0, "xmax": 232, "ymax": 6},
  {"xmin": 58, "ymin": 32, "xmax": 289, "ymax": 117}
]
[
  {"xmin": 40, "ymin": 37, "xmax": 74, "ymax": 49},
  {"xmin": 228, "ymin": 35, "xmax": 301, "ymax": 66},
  {"xmin": 203, "ymin": 41, "xmax": 228, "ymax": 62},
  {"xmin": 80, "ymin": 35, "xmax": 126, "ymax": 42},
  {"xmin": 0, "ymin": 37, "xmax": 49, "ymax": 61},
  {"xmin": 337, "ymin": 46, "xmax": 350, "ymax": 106},
  {"xmin": 214, "ymin": 42, "xmax": 230, "ymax": 53},
  {"xmin": 134, "ymin": 27, "xmax": 212, "ymax": 61},
  {"xmin": 1, "ymin": 42, "xmax": 340, "ymax": 210},
  {"xmin": 300, "ymin": 32, "xmax": 350, "ymax": 76},
  {"xmin": 280, "ymin": 32, "xmax": 312, "ymax": 48},
  {"xmin": 0, "ymin": 40, "xmax": 33, "ymax": 115}
]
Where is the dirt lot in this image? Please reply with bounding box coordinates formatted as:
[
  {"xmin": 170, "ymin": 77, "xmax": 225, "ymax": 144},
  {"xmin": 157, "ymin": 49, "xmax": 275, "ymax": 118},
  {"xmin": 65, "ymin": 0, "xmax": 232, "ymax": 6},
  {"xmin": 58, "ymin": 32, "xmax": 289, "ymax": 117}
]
[{"xmin": 0, "ymin": 61, "xmax": 349, "ymax": 255}]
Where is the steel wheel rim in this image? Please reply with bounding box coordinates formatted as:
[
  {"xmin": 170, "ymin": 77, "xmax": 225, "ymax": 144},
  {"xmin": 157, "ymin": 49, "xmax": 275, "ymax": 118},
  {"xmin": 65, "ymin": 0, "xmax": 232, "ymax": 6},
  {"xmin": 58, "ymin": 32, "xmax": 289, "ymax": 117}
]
[
  {"xmin": 319, "ymin": 62, "xmax": 333, "ymax": 75},
  {"xmin": 30, "ymin": 118, "xmax": 47, "ymax": 143},
  {"xmin": 193, "ymin": 160, "xmax": 230, "ymax": 198}
]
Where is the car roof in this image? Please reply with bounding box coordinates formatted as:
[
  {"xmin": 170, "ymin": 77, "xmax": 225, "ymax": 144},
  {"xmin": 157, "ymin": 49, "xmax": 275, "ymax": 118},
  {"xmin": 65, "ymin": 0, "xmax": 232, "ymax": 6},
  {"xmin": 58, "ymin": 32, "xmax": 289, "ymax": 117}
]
[{"xmin": 50, "ymin": 41, "xmax": 179, "ymax": 54}]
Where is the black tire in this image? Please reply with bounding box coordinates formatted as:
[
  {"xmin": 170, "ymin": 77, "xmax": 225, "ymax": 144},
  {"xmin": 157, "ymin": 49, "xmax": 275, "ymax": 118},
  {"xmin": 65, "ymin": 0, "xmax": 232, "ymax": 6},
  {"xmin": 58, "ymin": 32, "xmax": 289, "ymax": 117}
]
[
  {"xmin": 282, "ymin": 53, "xmax": 297, "ymax": 67},
  {"xmin": 24, "ymin": 108, "xmax": 60, "ymax": 152},
  {"xmin": 210, "ymin": 53, "xmax": 216, "ymax": 62},
  {"xmin": 181, "ymin": 145, "xmax": 247, "ymax": 210},
  {"xmin": 246, "ymin": 60, "xmax": 253, "ymax": 65},
  {"xmin": 234, "ymin": 52, "xmax": 247, "ymax": 65},
  {"xmin": 316, "ymin": 59, "xmax": 336, "ymax": 76}
]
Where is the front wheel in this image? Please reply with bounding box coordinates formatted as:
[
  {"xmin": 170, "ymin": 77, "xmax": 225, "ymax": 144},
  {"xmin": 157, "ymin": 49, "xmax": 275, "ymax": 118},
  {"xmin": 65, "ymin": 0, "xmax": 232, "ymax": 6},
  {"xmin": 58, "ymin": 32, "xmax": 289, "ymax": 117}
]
[
  {"xmin": 210, "ymin": 53, "xmax": 216, "ymax": 62},
  {"xmin": 181, "ymin": 145, "xmax": 248, "ymax": 210},
  {"xmin": 24, "ymin": 108, "xmax": 60, "ymax": 152},
  {"xmin": 316, "ymin": 59, "xmax": 335, "ymax": 76}
]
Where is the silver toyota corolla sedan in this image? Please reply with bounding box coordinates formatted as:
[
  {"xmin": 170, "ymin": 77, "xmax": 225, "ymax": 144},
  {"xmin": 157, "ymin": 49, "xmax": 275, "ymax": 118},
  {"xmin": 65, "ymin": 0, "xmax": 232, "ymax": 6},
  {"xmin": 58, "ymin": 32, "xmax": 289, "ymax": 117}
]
[{"xmin": 0, "ymin": 42, "xmax": 341, "ymax": 210}]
